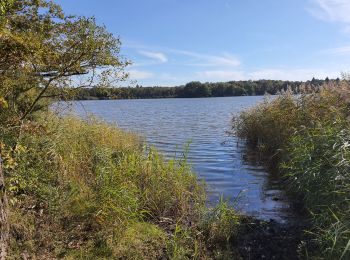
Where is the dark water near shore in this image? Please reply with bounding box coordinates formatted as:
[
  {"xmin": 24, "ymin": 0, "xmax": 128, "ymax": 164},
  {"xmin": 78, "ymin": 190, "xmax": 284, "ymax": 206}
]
[{"xmin": 58, "ymin": 96, "xmax": 292, "ymax": 223}]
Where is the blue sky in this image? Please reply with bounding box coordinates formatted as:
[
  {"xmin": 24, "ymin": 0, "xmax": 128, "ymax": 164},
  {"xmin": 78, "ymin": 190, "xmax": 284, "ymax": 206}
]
[{"xmin": 56, "ymin": 0, "xmax": 350, "ymax": 86}]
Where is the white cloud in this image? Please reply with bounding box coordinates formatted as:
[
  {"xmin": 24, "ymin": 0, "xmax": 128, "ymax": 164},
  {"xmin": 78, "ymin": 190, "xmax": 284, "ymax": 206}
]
[
  {"xmin": 341, "ymin": 25, "xmax": 350, "ymax": 34},
  {"xmin": 171, "ymin": 49, "xmax": 240, "ymax": 67},
  {"xmin": 308, "ymin": 0, "xmax": 350, "ymax": 24},
  {"xmin": 128, "ymin": 70, "xmax": 154, "ymax": 80},
  {"xmin": 124, "ymin": 42, "xmax": 343, "ymax": 85},
  {"xmin": 139, "ymin": 51, "xmax": 168, "ymax": 63},
  {"xmin": 203, "ymin": 53, "xmax": 241, "ymax": 67},
  {"xmin": 125, "ymin": 67, "xmax": 341, "ymax": 86},
  {"xmin": 125, "ymin": 42, "xmax": 240, "ymax": 68},
  {"xmin": 195, "ymin": 70, "xmax": 245, "ymax": 81},
  {"xmin": 248, "ymin": 68, "xmax": 340, "ymax": 81},
  {"xmin": 193, "ymin": 68, "xmax": 340, "ymax": 83},
  {"xmin": 325, "ymin": 45, "xmax": 350, "ymax": 55}
]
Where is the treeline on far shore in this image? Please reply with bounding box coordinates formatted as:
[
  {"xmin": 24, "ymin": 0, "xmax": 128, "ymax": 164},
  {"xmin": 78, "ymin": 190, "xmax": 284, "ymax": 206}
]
[{"xmin": 73, "ymin": 77, "xmax": 340, "ymax": 100}]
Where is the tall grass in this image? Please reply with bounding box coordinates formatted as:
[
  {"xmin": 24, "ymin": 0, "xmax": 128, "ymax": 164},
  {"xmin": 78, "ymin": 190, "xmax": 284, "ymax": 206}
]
[
  {"xmin": 5, "ymin": 113, "xmax": 239, "ymax": 259},
  {"xmin": 233, "ymin": 84, "xmax": 350, "ymax": 258},
  {"xmin": 233, "ymin": 88, "xmax": 347, "ymax": 171},
  {"xmin": 283, "ymin": 122, "xmax": 350, "ymax": 258}
]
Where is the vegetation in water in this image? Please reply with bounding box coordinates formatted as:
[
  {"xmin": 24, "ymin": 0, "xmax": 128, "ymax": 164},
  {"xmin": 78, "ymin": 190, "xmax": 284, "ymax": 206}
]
[{"xmin": 233, "ymin": 82, "xmax": 350, "ymax": 259}]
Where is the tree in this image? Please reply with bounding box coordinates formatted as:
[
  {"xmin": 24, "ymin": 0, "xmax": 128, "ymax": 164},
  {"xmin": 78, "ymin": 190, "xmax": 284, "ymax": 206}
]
[
  {"xmin": 1, "ymin": 0, "xmax": 130, "ymax": 122},
  {"xmin": 0, "ymin": 0, "xmax": 130, "ymax": 257},
  {"xmin": 182, "ymin": 81, "xmax": 202, "ymax": 97},
  {"xmin": 197, "ymin": 83, "xmax": 211, "ymax": 97}
]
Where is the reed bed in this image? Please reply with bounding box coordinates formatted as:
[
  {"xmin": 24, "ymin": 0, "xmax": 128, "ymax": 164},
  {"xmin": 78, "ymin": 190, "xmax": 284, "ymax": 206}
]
[{"xmin": 233, "ymin": 83, "xmax": 350, "ymax": 259}]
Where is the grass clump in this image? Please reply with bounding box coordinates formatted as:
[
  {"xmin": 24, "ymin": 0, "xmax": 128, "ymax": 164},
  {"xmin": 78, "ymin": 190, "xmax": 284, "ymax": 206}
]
[
  {"xmin": 202, "ymin": 197, "xmax": 239, "ymax": 245},
  {"xmin": 113, "ymin": 222, "xmax": 167, "ymax": 259},
  {"xmin": 4, "ymin": 113, "xmax": 240, "ymax": 259},
  {"xmin": 233, "ymin": 84, "xmax": 350, "ymax": 258}
]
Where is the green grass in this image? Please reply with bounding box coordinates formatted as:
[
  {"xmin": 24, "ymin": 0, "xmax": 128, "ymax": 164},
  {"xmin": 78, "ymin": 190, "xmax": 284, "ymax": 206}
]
[
  {"xmin": 233, "ymin": 88, "xmax": 346, "ymax": 171},
  {"xmin": 4, "ymin": 113, "xmax": 240, "ymax": 259},
  {"xmin": 282, "ymin": 122, "xmax": 350, "ymax": 258},
  {"xmin": 233, "ymin": 85, "xmax": 350, "ymax": 259}
]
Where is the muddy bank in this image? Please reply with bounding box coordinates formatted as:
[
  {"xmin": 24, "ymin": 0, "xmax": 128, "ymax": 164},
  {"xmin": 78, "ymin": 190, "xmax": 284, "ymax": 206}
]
[
  {"xmin": 234, "ymin": 153, "xmax": 309, "ymax": 259},
  {"xmin": 234, "ymin": 217, "xmax": 307, "ymax": 260}
]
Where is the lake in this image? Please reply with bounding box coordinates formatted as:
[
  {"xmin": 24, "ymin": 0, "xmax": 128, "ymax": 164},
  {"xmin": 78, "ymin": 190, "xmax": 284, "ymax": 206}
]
[{"xmin": 57, "ymin": 96, "xmax": 291, "ymax": 223}]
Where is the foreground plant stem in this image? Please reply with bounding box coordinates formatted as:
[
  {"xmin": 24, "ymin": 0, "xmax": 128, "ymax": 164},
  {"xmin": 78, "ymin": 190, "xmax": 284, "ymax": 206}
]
[{"xmin": 0, "ymin": 154, "xmax": 9, "ymax": 260}]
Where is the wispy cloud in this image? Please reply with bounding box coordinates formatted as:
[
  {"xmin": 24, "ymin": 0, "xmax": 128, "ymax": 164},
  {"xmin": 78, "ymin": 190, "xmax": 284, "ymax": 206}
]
[
  {"xmin": 248, "ymin": 68, "xmax": 339, "ymax": 81},
  {"xmin": 139, "ymin": 51, "xmax": 168, "ymax": 63},
  {"xmin": 324, "ymin": 45, "xmax": 350, "ymax": 55},
  {"xmin": 308, "ymin": 0, "xmax": 350, "ymax": 25},
  {"xmin": 125, "ymin": 67, "xmax": 340, "ymax": 86},
  {"xmin": 193, "ymin": 68, "xmax": 340, "ymax": 82},
  {"xmin": 197, "ymin": 53, "xmax": 241, "ymax": 67},
  {"xmin": 124, "ymin": 41, "xmax": 342, "ymax": 85},
  {"xmin": 195, "ymin": 70, "xmax": 245, "ymax": 81},
  {"xmin": 124, "ymin": 40, "xmax": 241, "ymax": 68},
  {"xmin": 171, "ymin": 49, "xmax": 241, "ymax": 67},
  {"xmin": 128, "ymin": 70, "xmax": 154, "ymax": 80}
]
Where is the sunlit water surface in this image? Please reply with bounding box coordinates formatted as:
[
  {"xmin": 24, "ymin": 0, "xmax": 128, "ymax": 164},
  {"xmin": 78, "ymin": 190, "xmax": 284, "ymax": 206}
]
[{"xmin": 56, "ymin": 96, "xmax": 292, "ymax": 223}]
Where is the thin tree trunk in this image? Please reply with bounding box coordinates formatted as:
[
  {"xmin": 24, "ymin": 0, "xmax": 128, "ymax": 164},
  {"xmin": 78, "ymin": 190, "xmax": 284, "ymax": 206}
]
[{"xmin": 0, "ymin": 155, "xmax": 9, "ymax": 260}]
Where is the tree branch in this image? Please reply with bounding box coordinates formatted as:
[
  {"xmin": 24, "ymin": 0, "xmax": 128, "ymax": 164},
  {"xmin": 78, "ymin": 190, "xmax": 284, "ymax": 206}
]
[{"xmin": 20, "ymin": 77, "xmax": 56, "ymax": 121}]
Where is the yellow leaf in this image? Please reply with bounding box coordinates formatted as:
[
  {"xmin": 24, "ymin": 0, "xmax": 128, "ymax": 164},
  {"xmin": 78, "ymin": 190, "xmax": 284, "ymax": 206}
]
[{"xmin": 0, "ymin": 96, "xmax": 8, "ymax": 109}]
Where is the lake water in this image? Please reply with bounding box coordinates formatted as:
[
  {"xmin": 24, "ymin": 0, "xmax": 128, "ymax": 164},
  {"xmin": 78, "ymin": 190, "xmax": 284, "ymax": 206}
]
[{"xmin": 58, "ymin": 96, "xmax": 292, "ymax": 223}]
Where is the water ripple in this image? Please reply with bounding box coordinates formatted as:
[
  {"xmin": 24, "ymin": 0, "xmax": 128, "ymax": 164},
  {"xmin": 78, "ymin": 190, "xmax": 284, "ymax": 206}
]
[{"xmin": 60, "ymin": 96, "xmax": 291, "ymax": 223}]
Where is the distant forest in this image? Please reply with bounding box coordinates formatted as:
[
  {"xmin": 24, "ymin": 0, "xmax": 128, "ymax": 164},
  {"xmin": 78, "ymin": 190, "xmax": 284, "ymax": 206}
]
[{"xmin": 74, "ymin": 78, "xmax": 339, "ymax": 100}]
